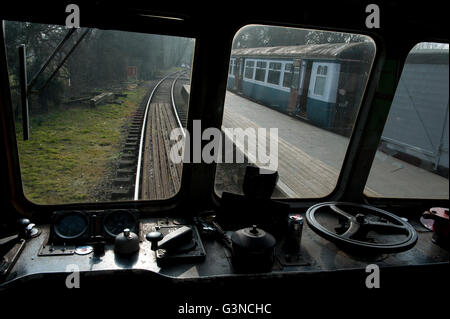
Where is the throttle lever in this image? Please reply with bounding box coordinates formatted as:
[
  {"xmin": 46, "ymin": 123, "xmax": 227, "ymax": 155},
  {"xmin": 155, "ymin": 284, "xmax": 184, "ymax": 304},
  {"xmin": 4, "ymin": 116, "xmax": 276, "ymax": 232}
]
[{"xmin": 157, "ymin": 226, "xmax": 192, "ymax": 251}]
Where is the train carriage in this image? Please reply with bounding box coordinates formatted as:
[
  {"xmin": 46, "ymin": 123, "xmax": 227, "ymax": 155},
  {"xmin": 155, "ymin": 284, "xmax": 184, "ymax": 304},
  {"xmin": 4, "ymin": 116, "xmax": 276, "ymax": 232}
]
[
  {"xmin": 381, "ymin": 49, "xmax": 449, "ymax": 174},
  {"xmin": 228, "ymin": 43, "xmax": 449, "ymax": 173},
  {"xmin": 228, "ymin": 42, "xmax": 374, "ymax": 135}
]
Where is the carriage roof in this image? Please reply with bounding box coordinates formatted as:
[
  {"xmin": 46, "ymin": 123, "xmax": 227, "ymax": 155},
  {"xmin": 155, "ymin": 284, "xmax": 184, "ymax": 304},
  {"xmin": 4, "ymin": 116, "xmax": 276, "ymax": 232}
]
[
  {"xmin": 407, "ymin": 49, "xmax": 449, "ymax": 65},
  {"xmin": 231, "ymin": 42, "xmax": 374, "ymax": 62}
]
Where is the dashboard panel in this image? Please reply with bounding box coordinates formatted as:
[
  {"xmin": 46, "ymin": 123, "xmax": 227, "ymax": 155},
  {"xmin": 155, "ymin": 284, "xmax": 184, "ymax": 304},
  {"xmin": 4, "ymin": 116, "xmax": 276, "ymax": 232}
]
[{"xmin": 50, "ymin": 209, "xmax": 139, "ymax": 244}]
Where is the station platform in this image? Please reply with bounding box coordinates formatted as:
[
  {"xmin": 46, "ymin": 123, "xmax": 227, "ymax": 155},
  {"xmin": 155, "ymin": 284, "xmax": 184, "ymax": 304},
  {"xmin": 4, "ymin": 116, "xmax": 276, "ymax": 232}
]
[{"xmin": 183, "ymin": 85, "xmax": 448, "ymax": 199}]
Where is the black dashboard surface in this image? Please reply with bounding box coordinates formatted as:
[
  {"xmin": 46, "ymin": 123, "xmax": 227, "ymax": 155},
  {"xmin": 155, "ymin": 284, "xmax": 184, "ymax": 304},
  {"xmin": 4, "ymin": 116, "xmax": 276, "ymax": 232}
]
[{"xmin": 1, "ymin": 214, "xmax": 447, "ymax": 290}]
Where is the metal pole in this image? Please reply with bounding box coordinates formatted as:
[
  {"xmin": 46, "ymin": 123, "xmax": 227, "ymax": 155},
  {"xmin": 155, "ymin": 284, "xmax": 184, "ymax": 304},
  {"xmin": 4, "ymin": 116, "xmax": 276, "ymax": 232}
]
[
  {"xmin": 18, "ymin": 44, "xmax": 29, "ymax": 141},
  {"xmin": 37, "ymin": 28, "xmax": 90, "ymax": 93},
  {"xmin": 434, "ymin": 101, "xmax": 449, "ymax": 170},
  {"xmin": 27, "ymin": 28, "xmax": 76, "ymax": 92}
]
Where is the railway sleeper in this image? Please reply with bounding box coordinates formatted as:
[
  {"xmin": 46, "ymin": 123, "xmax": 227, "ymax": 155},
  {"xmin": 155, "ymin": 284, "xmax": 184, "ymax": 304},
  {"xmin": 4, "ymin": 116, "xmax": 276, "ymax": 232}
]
[
  {"xmin": 126, "ymin": 137, "xmax": 139, "ymax": 143},
  {"xmin": 110, "ymin": 187, "xmax": 133, "ymax": 200},
  {"xmin": 119, "ymin": 160, "xmax": 136, "ymax": 168},
  {"xmin": 121, "ymin": 154, "xmax": 136, "ymax": 161},
  {"xmin": 124, "ymin": 142, "xmax": 138, "ymax": 148},
  {"xmin": 120, "ymin": 157, "xmax": 136, "ymax": 165},
  {"xmin": 128, "ymin": 131, "xmax": 141, "ymax": 137},
  {"xmin": 112, "ymin": 176, "xmax": 133, "ymax": 186},
  {"xmin": 116, "ymin": 168, "xmax": 135, "ymax": 177}
]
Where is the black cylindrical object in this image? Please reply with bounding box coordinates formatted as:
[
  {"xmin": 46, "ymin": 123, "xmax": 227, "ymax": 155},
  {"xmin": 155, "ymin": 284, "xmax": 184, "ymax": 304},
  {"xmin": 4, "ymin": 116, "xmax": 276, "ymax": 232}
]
[
  {"xmin": 286, "ymin": 214, "xmax": 303, "ymax": 251},
  {"xmin": 231, "ymin": 225, "xmax": 276, "ymax": 272}
]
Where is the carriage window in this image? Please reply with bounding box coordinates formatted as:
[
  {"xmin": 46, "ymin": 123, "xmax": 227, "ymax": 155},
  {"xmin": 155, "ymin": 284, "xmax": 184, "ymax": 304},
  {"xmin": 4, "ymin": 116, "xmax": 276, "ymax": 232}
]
[
  {"xmin": 229, "ymin": 59, "xmax": 235, "ymax": 75},
  {"xmin": 313, "ymin": 64, "xmax": 328, "ymax": 96},
  {"xmin": 255, "ymin": 61, "xmax": 267, "ymax": 82},
  {"xmin": 244, "ymin": 60, "xmax": 255, "ymax": 79},
  {"xmin": 364, "ymin": 43, "xmax": 449, "ymax": 199},
  {"xmin": 217, "ymin": 25, "xmax": 376, "ymax": 198},
  {"xmin": 282, "ymin": 63, "xmax": 293, "ymax": 88},
  {"xmin": 5, "ymin": 20, "xmax": 195, "ymax": 204},
  {"xmin": 320, "ymin": 66, "xmax": 328, "ymax": 75},
  {"xmin": 313, "ymin": 77, "xmax": 326, "ymax": 95},
  {"xmin": 233, "ymin": 60, "xmax": 239, "ymax": 77},
  {"xmin": 267, "ymin": 62, "xmax": 282, "ymax": 85}
]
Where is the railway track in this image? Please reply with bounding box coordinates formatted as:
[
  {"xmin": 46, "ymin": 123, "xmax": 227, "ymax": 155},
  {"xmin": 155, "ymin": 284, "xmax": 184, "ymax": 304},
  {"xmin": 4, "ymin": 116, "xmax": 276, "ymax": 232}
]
[{"xmin": 110, "ymin": 70, "xmax": 188, "ymax": 201}]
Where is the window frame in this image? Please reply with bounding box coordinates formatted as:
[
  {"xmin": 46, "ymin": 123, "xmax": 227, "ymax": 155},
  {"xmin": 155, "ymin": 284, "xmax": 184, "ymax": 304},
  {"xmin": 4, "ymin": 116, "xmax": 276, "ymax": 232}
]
[
  {"xmin": 311, "ymin": 63, "xmax": 329, "ymax": 97},
  {"xmin": 244, "ymin": 59, "xmax": 256, "ymax": 80},
  {"xmin": 242, "ymin": 58, "xmax": 292, "ymax": 92},
  {"xmin": 254, "ymin": 60, "xmax": 267, "ymax": 82},
  {"xmin": 4, "ymin": 14, "xmax": 446, "ymax": 216},
  {"xmin": 267, "ymin": 61, "xmax": 282, "ymax": 85},
  {"xmin": 313, "ymin": 75, "xmax": 326, "ymax": 96},
  {"xmin": 0, "ymin": 19, "xmax": 196, "ymax": 212},
  {"xmin": 218, "ymin": 29, "xmax": 383, "ymax": 205},
  {"xmin": 363, "ymin": 42, "xmax": 449, "ymax": 200},
  {"xmin": 282, "ymin": 63, "xmax": 293, "ymax": 88},
  {"xmin": 229, "ymin": 58, "xmax": 236, "ymax": 76}
]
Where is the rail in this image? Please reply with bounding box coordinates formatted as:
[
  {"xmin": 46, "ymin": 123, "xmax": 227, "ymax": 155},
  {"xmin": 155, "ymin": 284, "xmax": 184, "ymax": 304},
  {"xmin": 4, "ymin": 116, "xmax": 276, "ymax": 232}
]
[{"xmin": 134, "ymin": 71, "xmax": 182, "ymax": 200}]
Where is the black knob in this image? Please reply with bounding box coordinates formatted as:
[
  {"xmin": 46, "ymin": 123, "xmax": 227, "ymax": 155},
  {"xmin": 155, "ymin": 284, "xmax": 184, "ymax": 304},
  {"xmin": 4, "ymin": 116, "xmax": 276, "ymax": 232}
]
[
  {"xmin": 18, "ymin": 218, "xmax": 40, "ymax": 239},
  {"xmin": 250, "ymin": 225, "xmax": 259, "ymax": 235},
  {"xmin": 18, "ymin": 218, "xmax": 30, "ymax": 228},
  {"xmin": 146, "ymin": 231, "xmax": 164, "ymax": 251}
]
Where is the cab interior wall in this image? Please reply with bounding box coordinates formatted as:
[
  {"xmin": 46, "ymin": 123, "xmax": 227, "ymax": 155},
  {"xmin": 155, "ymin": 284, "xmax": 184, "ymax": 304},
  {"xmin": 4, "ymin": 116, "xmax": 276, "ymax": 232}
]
[{"xmin": 0, "ymin": 1, "xmax": 448, "ymax": 303}]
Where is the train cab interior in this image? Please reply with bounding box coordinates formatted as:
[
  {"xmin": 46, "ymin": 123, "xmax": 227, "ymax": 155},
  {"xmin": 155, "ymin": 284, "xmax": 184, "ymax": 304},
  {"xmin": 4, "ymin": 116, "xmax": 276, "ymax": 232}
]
[{"xmin": 0, "ymin": 0, "xmax": 448, "ymax": 311}]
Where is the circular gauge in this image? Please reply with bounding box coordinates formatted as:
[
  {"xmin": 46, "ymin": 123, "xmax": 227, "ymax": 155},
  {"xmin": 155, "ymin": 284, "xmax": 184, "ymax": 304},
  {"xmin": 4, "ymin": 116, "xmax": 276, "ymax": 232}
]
[
  {"xmin": 54, "ymin": 212, "xmax": 88, "ymax": 240},
  {"xmin": 103, "ymin": 210, "xmax": 138, "ymax": 237}
]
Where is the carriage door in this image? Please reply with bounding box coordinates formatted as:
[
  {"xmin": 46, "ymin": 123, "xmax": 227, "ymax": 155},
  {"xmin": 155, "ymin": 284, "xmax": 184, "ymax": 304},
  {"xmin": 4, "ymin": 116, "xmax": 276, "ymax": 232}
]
[
  {"xmin": 287, "ymin": 60, "xmax": 300, "ymax": 113},
  {"xmin": 297, "ymin": 60, "xmax": 312, "ymax": 117},
  {"xmin": 234, "ymin": 57, "xmax": 243, "ymax": 91}
]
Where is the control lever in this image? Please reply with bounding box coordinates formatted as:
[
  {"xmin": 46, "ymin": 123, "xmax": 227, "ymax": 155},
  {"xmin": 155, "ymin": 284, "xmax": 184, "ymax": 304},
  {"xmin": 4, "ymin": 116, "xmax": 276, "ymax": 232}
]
[
  {"xmin": 146, "ymin": 231, "xmax": 164, "ymax": 251},
  {"xmin": 18, "ymin": 218, "xmax": 40, "ymax": 239},
  {"xmin": 146, "ymin": 226, "xmax": 205, "ymax": 266},
  {"xmin": 158, "ymin": 226, "xmax": 192, "ymax": 251},
  {"xmin": 146, "ymin": 226, "xmax": 193, "ymax": 252},
  {"xmin": 0, "ymin": 235, "xmax": 26, "ymax": 281},
  {"xmin": 211, "ymin": 221, "xmax": 232, "ymax": 250}
]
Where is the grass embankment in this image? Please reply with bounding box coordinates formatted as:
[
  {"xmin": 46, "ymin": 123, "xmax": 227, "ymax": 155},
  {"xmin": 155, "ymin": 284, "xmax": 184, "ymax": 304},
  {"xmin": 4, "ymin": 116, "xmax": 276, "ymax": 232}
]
[{"xmin": 16, "ymin": 84, "xmax": 148, "ymax": 204}]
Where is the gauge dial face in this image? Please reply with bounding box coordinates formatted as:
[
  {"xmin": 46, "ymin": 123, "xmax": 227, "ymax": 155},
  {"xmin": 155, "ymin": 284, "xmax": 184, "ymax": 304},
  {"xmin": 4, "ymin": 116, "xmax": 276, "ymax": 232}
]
[
  {"xmin": 103, "ymin": 210, "xmax": 138, "ymax": 237},
  {"xmin": 54, "ymin": 213, "xmax": 88, "ymax": 239}
]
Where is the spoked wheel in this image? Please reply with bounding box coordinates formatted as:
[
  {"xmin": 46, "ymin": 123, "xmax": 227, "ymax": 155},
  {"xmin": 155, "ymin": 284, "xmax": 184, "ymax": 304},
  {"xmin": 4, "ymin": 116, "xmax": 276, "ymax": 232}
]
[{"xmin": 306, "ymin": 202, "xmax": 418, "ymax": 253}]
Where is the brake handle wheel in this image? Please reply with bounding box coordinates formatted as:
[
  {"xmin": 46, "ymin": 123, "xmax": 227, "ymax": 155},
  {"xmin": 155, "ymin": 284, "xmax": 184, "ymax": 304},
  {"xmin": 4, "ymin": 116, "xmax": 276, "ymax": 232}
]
[{"xmin": 306, "ymin": 202, "xmax": 418, "ymax": 253}]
